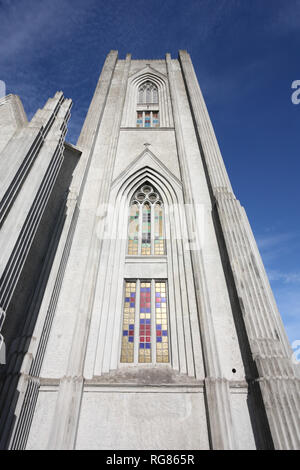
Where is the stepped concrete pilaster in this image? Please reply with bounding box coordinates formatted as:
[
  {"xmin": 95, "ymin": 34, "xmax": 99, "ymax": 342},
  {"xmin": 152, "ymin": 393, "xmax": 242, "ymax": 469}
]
[{"xmin": 178, "ymin": 49, "xmax": 300, "ymax": 450}]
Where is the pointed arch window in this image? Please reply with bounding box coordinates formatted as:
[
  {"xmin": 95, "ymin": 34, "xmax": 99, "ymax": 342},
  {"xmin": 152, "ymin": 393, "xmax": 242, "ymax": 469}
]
[
  {"xmin": 127, "ymin": 184, "xmax": 165, "ymax": 256},
  {"xmin": 136, "ymin": 81, "xmax": 159, "ymax": 128}
]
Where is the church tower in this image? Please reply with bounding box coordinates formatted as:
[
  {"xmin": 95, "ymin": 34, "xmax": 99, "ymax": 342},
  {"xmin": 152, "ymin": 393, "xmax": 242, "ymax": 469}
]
[{"xmin": 0, "ymin": 51, "xmax": 299, "ymax": 450}]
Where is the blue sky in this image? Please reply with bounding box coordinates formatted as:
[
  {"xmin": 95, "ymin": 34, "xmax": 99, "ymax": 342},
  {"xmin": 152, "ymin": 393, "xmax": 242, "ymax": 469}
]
[{"xmin": 0, "ymin": 0, "xmax": 299, "ymax": 347}]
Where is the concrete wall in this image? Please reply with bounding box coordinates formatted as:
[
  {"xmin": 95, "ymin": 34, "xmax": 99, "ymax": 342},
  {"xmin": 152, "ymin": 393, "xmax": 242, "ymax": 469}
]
[{"xmin": 0, "ymin": 91, "xmax": 78, "ymax": 449}]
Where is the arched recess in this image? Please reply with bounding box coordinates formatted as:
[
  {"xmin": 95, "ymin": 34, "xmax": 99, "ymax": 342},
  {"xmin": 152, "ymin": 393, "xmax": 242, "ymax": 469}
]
[
  {"xmin": 121, "ymin": 66, "xmax": 174, "ymax": 127},
  {"xmin": 83, "ymin": 158, "xmax": 205, "ymax": 382}
]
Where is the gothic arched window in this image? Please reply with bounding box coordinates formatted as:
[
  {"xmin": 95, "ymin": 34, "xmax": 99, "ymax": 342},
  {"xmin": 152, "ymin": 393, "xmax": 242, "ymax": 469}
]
[
  {"xmin": 136, "ymin": 82, "xmax": 159, "ymax": 128},
  {"xmin": 121, "ymin": 184, "xmax": 169, "ymax": 365},
  {"xmin": 127, "ymin": 184, "xmax": 165, "ymax": 256}
]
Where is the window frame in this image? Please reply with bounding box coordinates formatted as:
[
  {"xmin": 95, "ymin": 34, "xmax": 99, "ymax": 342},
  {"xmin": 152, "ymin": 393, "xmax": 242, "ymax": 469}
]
[
  {"xmin": 136, "ymin": 109, "xmax": 160, "ymax": 128},
  {"xmin": 120, "ymin": 279, "xmax": 170, "ymax": 366}
]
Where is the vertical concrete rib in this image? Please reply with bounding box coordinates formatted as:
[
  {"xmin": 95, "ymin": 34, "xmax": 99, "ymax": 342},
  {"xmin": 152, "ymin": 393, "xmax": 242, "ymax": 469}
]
[{"xmin": 178, "ymin": 49, "xmax": 300, "ymax": 450}]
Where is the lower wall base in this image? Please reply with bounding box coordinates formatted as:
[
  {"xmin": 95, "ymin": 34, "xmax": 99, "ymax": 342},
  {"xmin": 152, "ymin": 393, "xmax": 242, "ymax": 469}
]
[
  {"xmin": 75, "ymin": 389, "xmax": 209, "ymax": 450},
  {"xmin": 24, "ymin": 385, "xmax": 256, "ymax": 450}
]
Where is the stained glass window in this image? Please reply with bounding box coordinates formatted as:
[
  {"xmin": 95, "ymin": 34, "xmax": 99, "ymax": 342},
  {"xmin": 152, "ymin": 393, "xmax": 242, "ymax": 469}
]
[
  {"xmin": 136, "ymin": 111, "xmax": 159, "ymax": 128},
  {"xmin": 144, "ymin": 112, "xmax": 151, "ymax": 128},
  {"xmin": 141, "ymin": 203, "xmax": 151, "ymax": 255},
  {"xmin": 127, "ymin": 185, "xmax": 165, "ymax": 256},
  {"xmin": 154, "ymin": 203, "xmax": 164, "ymax": 255},
  {"xmin": 120, "ymin": 280, "xmax": 169, "ymax": 364},
  {"xmin": 136, "ymin": 111, "xmax": 143, "ymax": 128},
  {"xmin": 139, "ymin": 282, "xmax": 152, "ymax": 363},
  {"xmin": 120, "ymin": 281, "xmax": 136, "ymax": 363},
  {"xmin": 152, "ymin": 111, "xmax": 159, "ymax": 128},
  {"xmin": 128, "ymin": 203, "xmax": 139, "ymax": 255},
  {"xmin": 155, "ymin": 281, "xmax": 169, "ymax": 363},
  {"xmin": 136, "ymin": 82, "xmax": 159, "ymax": 128}
]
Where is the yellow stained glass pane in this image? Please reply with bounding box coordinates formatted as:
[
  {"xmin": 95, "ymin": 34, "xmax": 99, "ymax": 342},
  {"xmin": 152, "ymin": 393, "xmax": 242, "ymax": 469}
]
[
  {"xmin": 155, "ymin": 281, "xmax": 169, "ymax": 363},
  {"xmin": 138, "ymin": 281, "xmax": 152, "ymax": 363},
  {"xmin": 120, "ymin": 281, "xmax": 136, "ymax": 363}
]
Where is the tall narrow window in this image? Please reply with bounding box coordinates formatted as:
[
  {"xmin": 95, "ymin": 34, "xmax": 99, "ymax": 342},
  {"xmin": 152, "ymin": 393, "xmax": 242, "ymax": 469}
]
[
  {"xmin": 136, "ymin": 81, "xmax": 159, "ymax": 128},
  {"xmin": 139, "ymin": 282, "xmax": 152, "ymax": 363},
  {"xmin": 154, "ymin": 202, "xmax": 164, "ymax": 255},
  {"xmin": 127, "ymin": 184, "xmax": 165, "ymax": 256},
  {"xmin": 120, "ymin": 280, "xmax": 169, "ymax": 364},
  {"xmin": 120, "ymin": 281, "xmax": 136, "ymax": 363},
  {"xmin": 155, "ymin": 281, "xmax": 169, "ymax": 363},
  {"xmin": 136, "ymin": 111, "xmax": 143, "ymax": 128},
  {"xmin": 144, "ymin": 111, "xmax": 151, "ymax": 128},
  {"xmin": 141, "ymin": 203, "xmax": 151, "ymax": 255},
  {"xmin": 128, "ymin": 203, "xmax": 139, "ymax": 255}
]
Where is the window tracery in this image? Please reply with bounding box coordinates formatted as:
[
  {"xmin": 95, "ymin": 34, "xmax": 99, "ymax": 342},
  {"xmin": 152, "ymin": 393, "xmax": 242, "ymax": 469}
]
[{"xmin": 127, "ymin": 184, "xmax": 165, "ymax": 256}]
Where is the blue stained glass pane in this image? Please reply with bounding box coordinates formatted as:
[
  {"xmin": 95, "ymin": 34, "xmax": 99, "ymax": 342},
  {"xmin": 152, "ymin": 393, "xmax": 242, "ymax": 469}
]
[
  {"xmin": 140, "ymin": 343, "xmax": 145, "ymax": 349},
  {"xmin": 145, "ymin": 308, "xmax": 151, "ymax": 313},
  {"xmin": 129, "ymin": 324, "xmax": 134, "ymax": 330},
  {"xmin": 146, "ymin": 343, "xmax": 151, "ymax": 349},
  {"xmin": 156, "ymin": 324, "xmax": 162, "ymax": 330},
  {"xmin": 145, "ymin": 123, "xmax": 150, "ymax": 127},
  {"xmin": 123, "ymin": 331, "xmax": 128, "ymax": 336},
  {"xmin": 128, "ymin": 337, "xmax": 134, "ymax": 342},
  {"xmin": 156, "ymin": 293, "xmax": 161, "ymax": 297},
  {"xmin": 146, "ymin": 319, "xmax": 151, "ymax": 324},
  {"xmin": 131, "ymin": 292, "xmax": 136, "ymax": 297},
  {"xmin": 125, "ymin": 297, "xmax": 130, "ymax": 301},
  {"xmin": 156, "ymin": 303, "xmax": 160, "ymax": 307},
  {"xmin": 157, "ymin": 337, "xmax": 162, "ymax": 342},
  {"xmin": 140, "ymin": 319, "xmax": 145, "ymax": 324},
  {"xmin": 162, "ymin": 330, "xmax": 168, "ymax": 336},
  {"xmin": 130, "ymin": 302, "xmax": 135, "ymax": 307},
  {"xmin": 141, "ymin": 308, "xmax": 145, "ymax": 313},
  {"xmin": 161, "ymin": 298, "xmax": 166, "ymax": 302},
  {"xmin": 146, "ymin": 288, "xmax": 151, "ymax": 292},
  {"xmin": 141, "ymin": 288, "xmax": 145, "ymax": 293}
]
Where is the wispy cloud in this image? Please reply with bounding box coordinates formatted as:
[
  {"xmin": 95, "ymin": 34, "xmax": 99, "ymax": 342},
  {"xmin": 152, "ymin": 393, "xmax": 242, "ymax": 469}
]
[
  {"xmin": 255, "ymin": 229, "xmax": 300, "ymax": 345},
  {"xmin": 256, "ymin": 231, "xmax": 299, "ymax": 267},
  {"xmin": 257, "ymin": 232, "xmax": 299, "ymax": 251},
  {"xmin": 267, "ymin": 269, "xmax": 300, "ymax": 285}
]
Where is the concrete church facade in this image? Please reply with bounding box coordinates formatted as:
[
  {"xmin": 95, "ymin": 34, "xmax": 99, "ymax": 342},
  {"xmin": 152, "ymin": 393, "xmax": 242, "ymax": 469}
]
[{"xmin": 0, "ymin": 50, "xmax": 299, "ymax": 450}]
